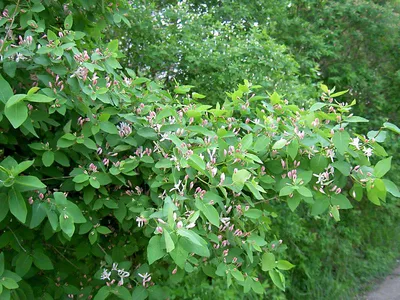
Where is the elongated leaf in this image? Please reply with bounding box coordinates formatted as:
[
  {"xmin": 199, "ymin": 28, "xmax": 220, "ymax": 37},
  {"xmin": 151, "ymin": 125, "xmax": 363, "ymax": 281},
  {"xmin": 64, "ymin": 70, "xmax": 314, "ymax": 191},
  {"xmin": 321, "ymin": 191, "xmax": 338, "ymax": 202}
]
[
  {"xmin": 196, "ymin": 199, "xmax": 220, "ymax": 227},
  {"xmin": 269, "ymin": 269, "xmax": 285, "ymax": 291},
  {"xmin": 14, "ymin": 176, "xmax": 46, "ymax": 191},
  {"xmin": 188, "ymin": 154, "xmax": 205, "ymax": 171},
  {"xmin": 59, "ymin": 213, "xmax": 75, "ymax": 237},
  {"xmin": 32, "ymin": 252, "xmax": 54, "ymax": 270},
  {"xmin": 374, "ymin": 157, "xmax": 392, "ymax": 178},
  {"xmin": 164, "ymin": 230, "xmax": 175, "ymax": 253},
  {"xmin": 383, "ymin": 122, "xmax": 400, "ymax": 134},
  {"xmin": 5, "ymin": 101, "xmax": 28, "ymax": 128},
  {"xmin": 332, "ymin": 131, "xmax": 350, "ymax": 155},
  {"xmin": 0, "ymin": 74, "xmax": 13, "ymax": 104},
  {"xmin": 16, "ymin": 253, "xmax": 33, "ymax": 276},
  {"xmin": 64, "ymin": 14, "xmax": 73, "ymax": 29},
  {"xmin": 147, "ymin": 235, "xmax": 165, "ymax": 264},
  {"xmin": 0, "ymin": 252, "xmax": 4, "ymax": 276},
  {"xmin": 272, "ymin": 139, "xmax": 287, "ymax": 150},
  {"xmin": 310, "ymin": 102, "xmax": 326, "ymax": 112},
  {"xmin": 382, "ymin": 179, "xmax": 400, "ymax": 197},
  {"xmin": 8, "ymin": 188, "xmax": 27, "ymax": 223},
  {"xmin": 26, "ymin": 94, "xmax": 55, "ymax": 103},
  {"xmin": 5, "ymin": 94, "xmax": 26, "ymax": 108},
  {"xmin": 262, "ymin": 253, "xmax": 275, "ymax": 271}
]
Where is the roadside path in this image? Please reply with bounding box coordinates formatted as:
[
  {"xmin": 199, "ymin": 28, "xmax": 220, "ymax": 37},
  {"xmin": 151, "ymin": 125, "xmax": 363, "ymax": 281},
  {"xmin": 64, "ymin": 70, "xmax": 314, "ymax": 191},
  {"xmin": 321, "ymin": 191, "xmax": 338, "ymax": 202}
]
[{"xmin": 365, "ymin": 265, "xmax": 400, "ymax": 300}]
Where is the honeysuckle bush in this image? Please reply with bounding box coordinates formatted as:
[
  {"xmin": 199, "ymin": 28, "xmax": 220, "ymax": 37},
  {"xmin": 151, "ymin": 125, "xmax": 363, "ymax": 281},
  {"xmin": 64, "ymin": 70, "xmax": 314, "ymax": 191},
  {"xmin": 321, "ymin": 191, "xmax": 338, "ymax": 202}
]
[{"xmin": 1, "ymin": 1, "xmax": 400, "ymax": 299}]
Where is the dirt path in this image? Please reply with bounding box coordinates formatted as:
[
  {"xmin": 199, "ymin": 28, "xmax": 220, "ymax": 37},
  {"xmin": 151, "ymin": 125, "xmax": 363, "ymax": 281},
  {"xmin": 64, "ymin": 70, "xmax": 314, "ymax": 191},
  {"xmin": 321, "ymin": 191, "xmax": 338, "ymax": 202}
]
[{"xmin": 364, "ymin": 265, "xmax": 400, "ymax": 300}]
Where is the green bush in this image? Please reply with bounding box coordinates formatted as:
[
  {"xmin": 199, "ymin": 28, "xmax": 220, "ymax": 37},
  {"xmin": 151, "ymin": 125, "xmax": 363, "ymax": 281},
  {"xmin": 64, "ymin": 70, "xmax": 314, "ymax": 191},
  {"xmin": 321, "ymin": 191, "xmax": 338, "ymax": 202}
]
[{"xmin": 0, "ymin": 1, "xmax": 400, "ymax": 299}]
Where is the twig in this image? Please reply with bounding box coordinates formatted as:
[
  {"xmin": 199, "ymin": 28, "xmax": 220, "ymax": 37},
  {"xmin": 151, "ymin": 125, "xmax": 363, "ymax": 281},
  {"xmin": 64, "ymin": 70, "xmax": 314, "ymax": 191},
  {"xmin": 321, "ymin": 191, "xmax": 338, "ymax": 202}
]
[
  {"xmin": 253, "ymin": 196, "xmax": 277, "ymax": 205},
  {"xmin": 41, "ymin": 175, "xmax": 73, "ymax": 181},
  {"xmin": 97, "ymin": 243, "xmax": 108, "ymax": 256},
  {"xmin": 7, "ymin": 226, "xmax": 27, "ymax": 252},
  {"xmin": 49, "ymin": 244, "xmax": 79, "ymax": 269}
]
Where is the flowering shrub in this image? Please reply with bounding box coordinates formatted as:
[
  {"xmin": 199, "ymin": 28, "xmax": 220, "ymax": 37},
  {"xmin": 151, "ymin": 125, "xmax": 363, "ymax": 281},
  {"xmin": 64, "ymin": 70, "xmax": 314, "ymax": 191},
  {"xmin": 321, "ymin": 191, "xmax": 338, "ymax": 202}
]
[{"xmin": 0, "ymin": 1, "xmax": 400, "ymax": 299}]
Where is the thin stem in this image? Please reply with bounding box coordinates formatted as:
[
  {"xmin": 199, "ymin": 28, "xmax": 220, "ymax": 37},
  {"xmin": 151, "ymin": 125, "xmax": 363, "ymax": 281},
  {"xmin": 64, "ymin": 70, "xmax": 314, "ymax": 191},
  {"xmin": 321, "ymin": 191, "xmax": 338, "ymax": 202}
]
[
  {"xmin": 49, "ymin": 245, "xmax": 79, "ymax": 270},
  {"xmin": 41, "ymin": 175, "xmax": 73, "ymax": 181},
  {"xmin": 97, "ymin": 243, "xmax": 108, "ymax": 256},
  {"xmin": 7, "ymin": 226, "xmax": 27, "ymax": 252},
  {"xmin": 253, "ymin": 197, "xmax": 277, "ymax": 205}
]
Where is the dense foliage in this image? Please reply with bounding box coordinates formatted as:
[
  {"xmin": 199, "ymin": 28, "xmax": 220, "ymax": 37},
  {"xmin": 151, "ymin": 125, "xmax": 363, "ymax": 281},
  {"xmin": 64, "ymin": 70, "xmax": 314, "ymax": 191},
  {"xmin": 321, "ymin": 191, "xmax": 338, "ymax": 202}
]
[{"xmin": 0, "ymin": 0, "xmax": 400, "ymax": 299}]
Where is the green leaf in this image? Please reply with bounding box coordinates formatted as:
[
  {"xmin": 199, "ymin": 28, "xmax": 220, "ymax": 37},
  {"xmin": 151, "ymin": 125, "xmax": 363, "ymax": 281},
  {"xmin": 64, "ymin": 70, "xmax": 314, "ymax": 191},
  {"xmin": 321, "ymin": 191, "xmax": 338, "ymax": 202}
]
[
  {"xmin": 54, "ymin": 192, "xmax": 68, "ymax": 205},
  {"xmin": 231, "ymin": 269, "xmax": 245, "ymax": 282},
  {"xmin": 311, "ymin": 198, "xmax": 330, "ymax": 215},
  {"xmin": 14, "ymin": 176, "xmax": 46, "ymax": 191},
  {"xmin": 96, "ymin": 226, "xmax": 111, "ymax": 235},
  {"xmin": 65, "ymin": 201, "xmax": 86, "ymax": 223},
  {"xmin": 132, "ymin": 286, "xmax": 149, "ymax": 300},
  {"xmin": 188, "ymin": 154, "xmax": 206, "ymax": 171},
  {"xmin": 2, "ymin": 277, "xmax": 19, "ymax": 289},
  {"xmin": 177, "ymin": 229, "xmax": 208, "ymax": 249},
  {"xmin": 13, "ymin": 160, "xmax": 34, "ymax": 175},
  {"xmin": 164, "ymin": 230, "xmax": 175, "ymax": 253},
  {"xmin": 0, "ymin": 74, "xmax": 13, "ymax": 104},
  {"xmin": 331, "ymin": 160, "xmax": 351, "ymax": 176},
  {"xmin": 287, "ymin": 139, "xmax": 299, "ymax": 160},
  {"xmin": 89, "ymin": 177, "xmax": 100, "ymax": 189},
  {"xmin": 331, "ymin": 89, "xmax": 348, "ymax": 97},
  {"xmin": 89, "ymin": 230, "xmax": 98, "ymax": 244},
  {"xmin": 276, "ymin": 260, "xmax": 295, "ymax": 270},
  {"xmin": 0, "ymin": 252, "xmax": 4, "ymax": 276},
  {"xmin": 26, "ymin": 94, "xmax": 55, "ymax": 103},
  {"xmin": 8, "ymin": 188, "xmax": 27, "ymax": 223},
  {"xmin": 93, "ymin": 286, "xmax": 110, "ymax": 300},
  {"xmin": 269, "ymin": 269, "xmax": 285, "ymax": 291},
  {"xmin": 297, "ymin": 186, "xmax": 312, "ymax": 198},
  {"xmin": 32, "ymin": 252, "xmax": 54, "ymax": 270},
  {"xmin": 345, "ymin": 116, "xmax": 369, "ymax": 123},
  {"xmin": 42, "ymin": 151, "xmax": 54, "ymax": 167},
  {"xmin": 382, "ymin": 179, "xmax": 400, "ymax": 197},
  {"xmin": 5, "ymin": 101, "xmax": 28, "ymax": 128},
  {"xmin": 100, "ymin": 121, "xmax": 118, "ymax": 134},
  {"xmin": 262, "ymin": 253, "xmax": 275, "ymax": 271},
  {"xmin": 330, "ymin": 194, "xmax": 353, "ymax": 209},
  {"xmin": 192, "ymin": 92, "xmax": 206, "ymax": 99},
  {"xmin": 244, "ymin": 209, "xmax": 262, "ymax": 219},
  {"xmin": 288, "ymin": 194, "xmax": 301, "ymax": 212},
  {"xmin": 272, "ymin": 139, "xmax": 287, "ymax": 150},
  {"xmin": 5, "ymin": 94, "xmax": 26, "ymax": 108},
  {"xmin": 383, "ymin": 122, "xmax": 400, "ymax": 134},
  {"xmin": 368, "ymin": 130, "xmax": 387, "ymax": 143},
  {"xmin": 251, "ymin": 279, "xmax": 265, "ymax": 294},
  {"xmin": 196, "ymin": 199, "xmax": 220, "ymax": 227},
  {"xmin": 332, "ymin": 131, "xmax": 350, "ymax": 155},
  {"xmin": 137, "ymin": 127, "xmax": 158, "ymax": 140},
  {"xmin": 73, "ymin": 173, "xmax": 89, "ymax": 183},
  {"xmin": 232, "ymin": 169, "xmax": 251, "ymax": 187},
  {"xmin": 241, "ymin": 134, "xmax": 253, "ymax": 150},
  {"xmin": 64, "ymin": 14, "xmax": 73, "ymax": 29},
  {"xmin": 374, "ymin": 157, "xmax": 392, "ymax": 178},
  {"xmin": 59, "ymin": 213, "xmax": 75, "ymax": 237},
  {"xmin": 147, "ymin": 235, "xmax": 165, "ymax": 264},
  {"xmin": 0, "ymin": 195, "xmax": 9, "ymax": 223},
  {"xmin": 170, "ymin": 243, "xmax": 188, "ymax": 269},
  {"xmin": 279, "ymin": 186, "xmax": 294, "ymax": 197},
  {"xmin": 30, "ymin": 202, "xmax": 47, "ymax": 228},
  {"xmin": 83, "ymin": 138, "xmax": 97, "ymax": 150},
  {"xmin": 310, "ymin": 102, "xmax": 327, "ymax": 112}
]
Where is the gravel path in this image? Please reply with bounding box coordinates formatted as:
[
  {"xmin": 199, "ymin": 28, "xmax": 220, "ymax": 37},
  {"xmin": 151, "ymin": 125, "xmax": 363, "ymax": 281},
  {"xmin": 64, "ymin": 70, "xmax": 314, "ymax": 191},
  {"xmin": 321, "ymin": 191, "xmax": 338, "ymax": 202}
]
[{"xmin": 365, "ymin": 265, "xmax": 400, "ymax": 300}]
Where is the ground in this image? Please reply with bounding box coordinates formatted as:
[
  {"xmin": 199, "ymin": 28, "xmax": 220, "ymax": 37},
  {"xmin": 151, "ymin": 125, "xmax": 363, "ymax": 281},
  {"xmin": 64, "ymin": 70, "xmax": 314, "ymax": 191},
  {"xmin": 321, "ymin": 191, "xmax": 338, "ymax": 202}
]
[{"xmin": 364, "ymin": 263, "xmax": 400, "ymax": 300}]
